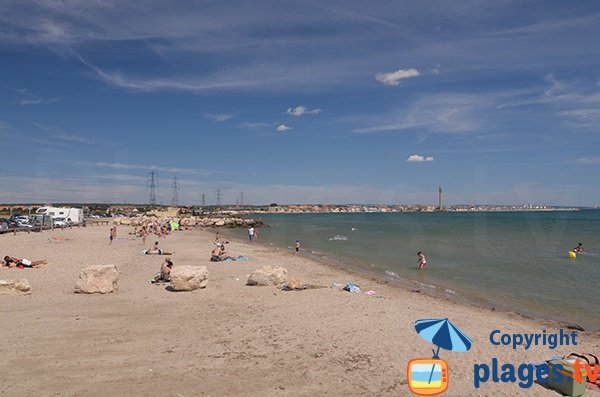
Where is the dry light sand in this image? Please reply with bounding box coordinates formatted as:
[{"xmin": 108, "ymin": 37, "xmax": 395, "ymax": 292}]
[{"xmin": 1, "ymin": 226, "xmax": 599, "ymax": 397}]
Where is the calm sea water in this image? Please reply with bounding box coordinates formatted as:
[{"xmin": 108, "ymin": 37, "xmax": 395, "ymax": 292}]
[{"xmin": 231, "ymin": 210, "xmax": 600, "ymax": 330}]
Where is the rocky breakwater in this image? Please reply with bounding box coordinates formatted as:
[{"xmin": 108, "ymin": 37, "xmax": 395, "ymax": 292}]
[{"xmin": 112, "ymin": 215, "xmax": 264, "ymax": 228}]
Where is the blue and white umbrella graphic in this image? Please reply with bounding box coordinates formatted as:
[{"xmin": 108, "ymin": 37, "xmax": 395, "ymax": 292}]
[{"xmin": 415, "ymin": 318, "xmax": 472, "ymax": 384}]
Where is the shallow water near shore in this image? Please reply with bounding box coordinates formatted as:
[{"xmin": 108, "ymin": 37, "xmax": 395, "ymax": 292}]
[{"xmin": 231, "ymin": 210, "xmax": 600, "ymax": 330}]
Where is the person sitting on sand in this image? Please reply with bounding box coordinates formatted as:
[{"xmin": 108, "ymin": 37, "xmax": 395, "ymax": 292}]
[
  {"xmin": 144, "ymin": 241, "xmax": 173, "ymax": 255},
  {"xmin": 152, "ymin": 257, "xmax": 173, "ymax": 283},
  {"xmin": 3, "ymin": 255, "xmax": 48, "ymax": 268},
  {"xmin": 417, "ymin": 252, "xmax": 427, "ymax": 270},
  {"xmin": 210, "ymin": 244, "xmax": 238, "ymax": 262},
  {"xmin": 574, "ymin": 243, "xmax": 584, "ymax": 254},
  {"xmin": 211, "ymin": 244, "xmax": 223, "ymax": 261}
]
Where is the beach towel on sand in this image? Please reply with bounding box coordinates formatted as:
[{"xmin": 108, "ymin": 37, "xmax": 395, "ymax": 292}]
[{"xmin": 224, "ymin": 256, "xmax": 249, "ymax": 262}]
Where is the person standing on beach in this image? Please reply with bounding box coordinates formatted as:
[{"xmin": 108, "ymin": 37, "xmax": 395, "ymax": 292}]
[
  {"xmin": 141, "ymin": 226, "xmax": 148, "ymax": 245},
  {"xmin": 248, "ymin": 226, "xmax": 255, "ymax": 242},
  {"xmin": 109, "ymin": 226, "xmax": 117, "ymax": 245},
  {"xmin": 295, "ymin": 240, "xmax": 301, "ymax": 256},
  {"xmin": 417, "ymin": 252, "xmax": 427, "ymax": 269}
]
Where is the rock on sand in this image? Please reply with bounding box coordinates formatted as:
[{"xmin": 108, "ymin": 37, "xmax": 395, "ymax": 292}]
[
  {"xmin": 0, "ymin": 279, "xmax": 31, "ymax": 295},
  {"xmin": 246, "ymin": 265, "xmax": 288, "ymax": 287},
  {"xmin": 74, "ymin": 265, "xmax": 119, "ymax": 294},
  {"xmin": 170, "ymin": 265, "xmax": 209, "ymax": 291}
]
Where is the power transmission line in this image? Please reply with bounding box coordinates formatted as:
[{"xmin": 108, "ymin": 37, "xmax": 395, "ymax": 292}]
[
  {"xmin": 171, "ymin": 176, "xmax": 179, "ymax": 207},
  {"xmin": 147, "ymin": 171, "xmax": 158, "ymax": 205}
]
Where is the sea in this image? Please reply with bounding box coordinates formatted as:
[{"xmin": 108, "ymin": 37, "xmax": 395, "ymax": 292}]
[{"xmin": 229, "ymin": 210, "xmax": 600, "ymax": 331}]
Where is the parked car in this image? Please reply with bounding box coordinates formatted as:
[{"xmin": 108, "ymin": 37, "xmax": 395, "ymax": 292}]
[
  {"xmin": 0, "ymin": 220, "xmax": 8, "ymax": 233},
  {"xmin": 0, "ymin": 218, "xmax": 18, "ymax": 229},
  {"xmin": 53, "ymin": 217, "xmax": 68, "ymax": 228},
  {"xmin": 11, "ymin": 215, "xmax": 29, "ymax": 224},
  {"xmin": 29, "ymin": 214, "xmax": 53, "ymax": 229},
  {"xmin": 16, "ymin": 219, "xmax": 32, "ymax": 228}
]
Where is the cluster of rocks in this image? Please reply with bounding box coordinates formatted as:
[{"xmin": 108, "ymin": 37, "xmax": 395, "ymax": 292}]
[
  {"xmin": 2, "ymin": 264, "xmax": 289, "ymax": 296},
  {"xmin": 72, "ymin": 264, "xmax": 210, "ymax": 293},
  {"xmin": 112, "ymin": 216, "xmax": 264, "ymax": 228}
]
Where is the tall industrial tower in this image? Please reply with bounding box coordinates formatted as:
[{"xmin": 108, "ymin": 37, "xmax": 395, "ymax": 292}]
[
  {"xmin": 148, "ymin": 171, "xmax": 159, "ymax": 205},
  {"xmin": 215, "ymin": 189, "xmax": 222, "ymax": 207},
  {"xmin": 240, "ymin": 191, "xmax": 244, "ymax": 206},
  {"xmin": 201, "ymin": 193, "xmax": 206, "ymax": 207},
  {"xmin": 438, "ymin": 186, "xmax": 443, "ymax": 210},
  {"xmin": 171, "ymin": 176, "xmax": 179, "ymax": 207}
]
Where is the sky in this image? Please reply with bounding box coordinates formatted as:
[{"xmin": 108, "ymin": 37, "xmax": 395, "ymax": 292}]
[{"xmin": 1, "ymin": 0, "xmax": 600, "ymax": 206}]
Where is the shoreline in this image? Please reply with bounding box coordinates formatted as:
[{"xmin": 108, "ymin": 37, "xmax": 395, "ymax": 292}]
[{"xmin": 218, "ymin": 228, "xmax": 596, "ymax": 333}]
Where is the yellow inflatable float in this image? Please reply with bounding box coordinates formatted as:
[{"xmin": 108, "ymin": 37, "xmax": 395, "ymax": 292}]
[{"xmin": 568, "ymin": 251, "xmax": 577, "ymax": 259}]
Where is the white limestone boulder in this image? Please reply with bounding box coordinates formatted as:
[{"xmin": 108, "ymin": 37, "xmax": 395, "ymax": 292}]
[
  {"xmin": 246, "ymin": 265, "xmax": 288, "ymax": 287},
  {"xmin": 74, "ymin": 265, "xmax": 119, "ymax": 294},
  {"xmin": 0, "ymin": 279, "xmax": 31, "ymax": 295},
  {"xmin": 170, "ymin": 265, "xmax": 209, "ymax": 291}
]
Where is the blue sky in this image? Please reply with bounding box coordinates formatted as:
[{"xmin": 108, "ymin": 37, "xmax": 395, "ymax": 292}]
[{"xmin": 1, "ymin": 0, "xmax": 599, "ymax": 206}]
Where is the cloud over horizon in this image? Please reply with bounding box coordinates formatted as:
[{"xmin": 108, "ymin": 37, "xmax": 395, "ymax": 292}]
[
  {"xmin": 276, "ymin": 124, "xmax": 292, "ymax": 132},
  {"xmin": 375, "ymin": 68, "xmax": 421, "ymax": 86},
  {"xmin": 406, "ymin": 154, "xmax": 434, "ymax": 162},
  {"xmin": 203, "ymin": 112, "xmax": 234, "ymax": 122},
  {"xmin": 286, "ymin": 106, "xmax": 322, "ymax": 116}
]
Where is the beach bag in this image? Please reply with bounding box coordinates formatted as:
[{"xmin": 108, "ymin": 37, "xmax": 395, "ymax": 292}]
[{"xmin": 343, "ymin": 282, "xmax": 360, "ymax": 293}]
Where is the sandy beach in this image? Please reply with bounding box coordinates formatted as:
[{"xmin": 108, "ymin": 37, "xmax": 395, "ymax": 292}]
[{"xmin": 1, "ymin": 226, "xmax": 599, "ymax": 397}]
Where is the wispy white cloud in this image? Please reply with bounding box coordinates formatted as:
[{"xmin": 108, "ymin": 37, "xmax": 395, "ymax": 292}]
[
  {"xmin": 375, "ymin": 68, "xmax": 420, "ymax": 86},
  {"xmin": 575, "ymin": 157, "xmax": 600, "ymax": 165},
  {"xmin": 75, "ymin": 53, "xmax": 256, "ymax": 92},
  {"xmin": 352, "ymin": 93, "xmax": 493, "ymax": 134},
  {"xmin": 203, "ymin": 112, "xmax": 234, "ymax": 122},
  {"xmin": 406, "ymin": 154, "xmax": 434, "ymax": 162},
  {"xmin": 91, "ymin": 161, "xmax": 211, "ymax": 176},
  {"xmin": 538, "ymin": 75, "xmax": 600, "ymax": 127},
  {"xmin": 94, "ymin": 174, "xmax": 149, "ymax": 183},
  {"xmin": 0, "ymin": 174, "xmax": 147, "ymax": 204},
  {"xmin": 17, "ymin": 88, "xmax": 61, "ymax": 106},
  {"xmin": 20, "ymin": 97, "xmax": 61, "ymax": 106},
  {"xmin": 239, "ymin": 122, "xmax": 272, "ymax": 130},
  {"xmin": 33, "ymin": 123, "xmax": 95, "ymax": 144},
  {"xmin": 486, "ymin": 14, "xmax": 600, "ymax": 39},
  {"xmin": 286, "ymin": 106, "xmax": 322, "ymax": 116},
  {"xmin": 276, "ymin": 124, "xmax": 292, "ymax": 132}
]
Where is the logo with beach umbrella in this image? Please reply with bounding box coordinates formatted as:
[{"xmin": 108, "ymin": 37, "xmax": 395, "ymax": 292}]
[{"xmin": 407, "ymin": 318, "xmax": 473, "ymax": 396}]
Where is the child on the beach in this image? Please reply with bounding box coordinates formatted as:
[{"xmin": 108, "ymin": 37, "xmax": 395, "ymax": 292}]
[
  {"xmin": 295, "ymin": 240, "xmax": 300, "ymax": 255},
  {"xmin": 417, "ymin": 252, "xmax": 427, "ymax": 269}
]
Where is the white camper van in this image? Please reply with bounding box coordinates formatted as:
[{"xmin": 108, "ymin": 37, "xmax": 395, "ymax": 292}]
[{"xmin": 35, "ymin": 207, "xmax": 84, "ymax": 225}]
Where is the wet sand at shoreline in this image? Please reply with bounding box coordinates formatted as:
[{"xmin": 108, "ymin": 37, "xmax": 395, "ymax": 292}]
[{"xmin": 1, "ymin": 226, "xmax": 599, "ymax": 396}]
